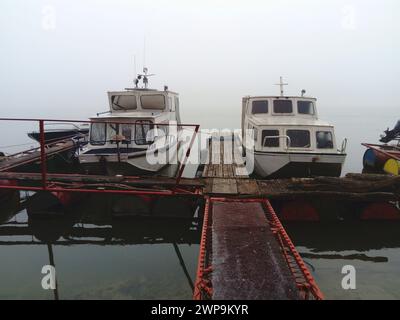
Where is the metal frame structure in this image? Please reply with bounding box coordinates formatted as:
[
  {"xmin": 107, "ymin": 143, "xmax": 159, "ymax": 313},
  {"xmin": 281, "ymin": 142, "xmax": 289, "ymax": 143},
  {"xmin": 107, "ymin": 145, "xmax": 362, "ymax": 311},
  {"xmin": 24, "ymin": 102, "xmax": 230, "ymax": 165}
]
[
  {"xmin": 0, "ymin": 118, "xmax": 200, "ymax": 196},
  {"xmin": 193, "ymin": 197, "xmax": 324, "ymax": 300},
  {"xmin": 362, "ymin": 143, "xmax": 400, "ymax": 161}
]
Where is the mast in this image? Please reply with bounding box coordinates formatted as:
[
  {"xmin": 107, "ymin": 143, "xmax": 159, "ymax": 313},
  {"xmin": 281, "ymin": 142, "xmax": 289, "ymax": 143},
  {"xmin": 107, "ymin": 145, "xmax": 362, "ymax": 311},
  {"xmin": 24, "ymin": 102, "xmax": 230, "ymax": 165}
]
[{"xmin": 275, "ymin": 76, "xmax": 288, "ymax": 96}]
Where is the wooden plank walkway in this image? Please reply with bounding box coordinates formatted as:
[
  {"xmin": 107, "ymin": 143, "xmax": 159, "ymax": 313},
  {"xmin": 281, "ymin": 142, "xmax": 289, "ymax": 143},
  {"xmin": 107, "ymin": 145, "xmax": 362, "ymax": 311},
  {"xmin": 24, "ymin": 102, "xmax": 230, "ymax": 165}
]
[{"xmin": 202, "ymin": 135, "xmax": 259, "ymax": 195}]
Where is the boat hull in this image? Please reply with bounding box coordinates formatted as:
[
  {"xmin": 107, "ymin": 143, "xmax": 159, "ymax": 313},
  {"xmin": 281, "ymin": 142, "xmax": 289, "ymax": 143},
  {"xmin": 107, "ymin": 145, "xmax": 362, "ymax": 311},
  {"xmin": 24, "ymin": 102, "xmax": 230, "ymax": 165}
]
[
  {"xmin": 252, "ymin": 151, "xmax": 346, "ymax": 178},
  {"xmin": 79, "ymin": 143, "xmax": 180, "ymax": 176},
  {"xmin": 28, "ymin": 130, "xmax": 88, "ymax": 144}
]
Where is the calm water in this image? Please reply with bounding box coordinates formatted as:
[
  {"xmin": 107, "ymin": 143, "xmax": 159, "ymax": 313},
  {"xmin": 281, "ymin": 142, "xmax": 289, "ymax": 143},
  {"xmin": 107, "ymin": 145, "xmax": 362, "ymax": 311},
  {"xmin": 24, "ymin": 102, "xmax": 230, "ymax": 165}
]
[
  {"xmin": 0, "ymin": 194, "xmax": 200, "ymax": 300},
  {"xmin": 0, "ymin": 110, "xmax": 399, "ymax": 300}
]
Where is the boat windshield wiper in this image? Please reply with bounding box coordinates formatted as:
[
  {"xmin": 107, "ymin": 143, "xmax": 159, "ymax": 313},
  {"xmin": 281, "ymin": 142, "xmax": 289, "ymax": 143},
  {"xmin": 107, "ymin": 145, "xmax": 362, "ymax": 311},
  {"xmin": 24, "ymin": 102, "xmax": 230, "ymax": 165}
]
[{"xmin": 112, "ymin": 102, "xmax": 129, "ymax": 110}]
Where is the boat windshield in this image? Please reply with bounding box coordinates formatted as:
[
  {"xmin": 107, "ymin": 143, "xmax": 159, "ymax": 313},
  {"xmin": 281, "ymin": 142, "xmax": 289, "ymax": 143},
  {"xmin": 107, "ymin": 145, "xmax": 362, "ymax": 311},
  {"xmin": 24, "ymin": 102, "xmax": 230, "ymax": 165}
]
[
  {"xmin": 316, "ymin": 131, "xmax": 334, "ymax": 149},
  {"xmin": 140, "ymin": 94, "xmax": 166, "ymax": 110},
  {"xmin": 298, "ymin": 101, "xmax": 315, "ymax": 115},
  {"xmin": 135, "ymin": 121, "xmax": 154, "ymax": 145},
  {"xmin": 273, "ymin": 100, "xmax": 293, "ymax": 113},
  {"xmin": 252, "ymin": 101, "xmax": 269, "ymax": 114},
  {"xmin": 111, "ymin": 95, "xmax": 137, "ymax": 110},
  {"xmin": 287, "ymin": 129, "xmax": 310, "ymax": 148},
  {"xmin": 90, "ymin": 122, "xmax": 107, "ymax": 145}
]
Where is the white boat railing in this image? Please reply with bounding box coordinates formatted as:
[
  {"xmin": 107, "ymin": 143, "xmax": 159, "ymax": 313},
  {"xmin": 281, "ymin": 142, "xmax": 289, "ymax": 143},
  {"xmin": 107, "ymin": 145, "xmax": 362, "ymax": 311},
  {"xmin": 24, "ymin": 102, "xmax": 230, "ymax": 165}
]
[
  {"xmin": 262, "ymin": 135, "xmax": 291, "ymax": 150},
  {"xmin": 339, "ymin": 138, "xmax": 348, "ymax": 154}
]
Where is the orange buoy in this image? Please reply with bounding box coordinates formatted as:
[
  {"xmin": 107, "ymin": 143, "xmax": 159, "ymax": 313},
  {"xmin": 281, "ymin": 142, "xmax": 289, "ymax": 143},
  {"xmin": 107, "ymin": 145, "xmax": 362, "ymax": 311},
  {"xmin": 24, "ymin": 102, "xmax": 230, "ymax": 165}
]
[{"xmin": 383, "ymin": 158, "xmax": 400, "ymax": 175}]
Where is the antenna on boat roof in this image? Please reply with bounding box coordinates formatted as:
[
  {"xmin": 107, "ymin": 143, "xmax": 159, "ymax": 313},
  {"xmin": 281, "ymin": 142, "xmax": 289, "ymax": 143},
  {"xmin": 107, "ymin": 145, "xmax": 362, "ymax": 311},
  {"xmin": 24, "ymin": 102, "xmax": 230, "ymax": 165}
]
[
  {"xmin": 275, "ymin": 76, "xmax": 288, "ymax": 96},
  {"xmin": 133, "ymin": 55, "xmax": 138, "ymax": 88},
  {"xmin": 137, "ymin": 67, "xmax": 155, "ymax": 89}
]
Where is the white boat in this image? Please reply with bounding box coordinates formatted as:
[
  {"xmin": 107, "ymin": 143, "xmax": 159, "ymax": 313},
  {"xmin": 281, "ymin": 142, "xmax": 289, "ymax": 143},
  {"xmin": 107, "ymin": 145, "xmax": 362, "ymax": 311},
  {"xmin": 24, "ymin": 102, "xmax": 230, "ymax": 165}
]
[
  {"xmin": 79, "ymin": 68, "xmax": 182, "ymax": 176},
  {"xmin": 242, "ymin": 78, "xmax": 347, "ymax": 178}
]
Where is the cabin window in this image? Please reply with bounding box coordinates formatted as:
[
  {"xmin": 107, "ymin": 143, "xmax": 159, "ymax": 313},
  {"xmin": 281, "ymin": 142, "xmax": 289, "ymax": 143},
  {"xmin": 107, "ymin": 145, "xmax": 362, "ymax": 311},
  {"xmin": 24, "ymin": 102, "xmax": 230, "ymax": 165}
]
[
  {"xmin": 90, "ymin": 122, "xmax": 106, "ymax": 145},
  {"xmin": 135, "ymin": 121, "xmax": 154, "ymax": 145},
  {"xmin": 111, "ymin": 95, "xmax": 137, "ymax": 110},
  {"xmin": 140, "ymin": 95, "xmax": 166, "ymax": 110},
  {"xmin": 175, "ymin": 97, "xmax": 179, "ymax": 110},
  {"xmin": 120, "ymin": 124, "xmax": 132, "ymax": 142},
  {"xmin": 298, "ymin": 101, "xmax": 315, "ymax": 115},
  {"xmin": 286, "ymin": 130, "xmax": 310, "ymax": 148},
  {"xmin": 262, "ymin": 130, "xmax": 280, "ymax": 147},
  {"xmin": 316, "ymin": 131, "xmax": 334, "ymax": 149},
  {"xmin": 252, "ymin": 101, "xmax": 268, "ymax": 114},
  {"xmin": 273, "ymin": 100, "xmax": 293, "ymax": 113}
]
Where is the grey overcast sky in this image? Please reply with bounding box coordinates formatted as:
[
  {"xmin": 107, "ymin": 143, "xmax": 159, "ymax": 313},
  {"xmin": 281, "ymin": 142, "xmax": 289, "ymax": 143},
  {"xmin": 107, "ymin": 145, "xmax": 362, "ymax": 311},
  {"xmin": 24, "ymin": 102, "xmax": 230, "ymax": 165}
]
[{"xmin": 0, "ymin": 0, "xmax": 399, "ymax": 128}]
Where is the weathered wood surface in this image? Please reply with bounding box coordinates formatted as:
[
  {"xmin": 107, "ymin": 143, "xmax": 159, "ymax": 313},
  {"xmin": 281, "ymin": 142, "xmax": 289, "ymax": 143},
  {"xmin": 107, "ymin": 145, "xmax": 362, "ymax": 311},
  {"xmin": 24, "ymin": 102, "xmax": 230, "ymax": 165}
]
[
  {"xmin": 0, "ymin": 172, "xmax": 204, "ymax": 187},
  {"xmin": 202, "ymin": 135, "xmax": 248, "ymax": 179},
  {"xmin": 202, "ymin": 135, "xmax": 251, "ymax": 195},
  {"xmin": 257, "ymin": 174, "xmax": 400, "ymax": 201},
  {"xmin": 0, "ymin": 140, "xmax": 76, "ymax": 172}
]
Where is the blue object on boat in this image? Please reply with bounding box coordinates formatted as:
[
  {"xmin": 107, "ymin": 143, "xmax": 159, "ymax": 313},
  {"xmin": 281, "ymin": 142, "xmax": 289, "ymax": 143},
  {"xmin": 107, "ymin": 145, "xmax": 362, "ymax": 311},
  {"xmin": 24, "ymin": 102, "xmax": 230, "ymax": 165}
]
[{"xmin": 363, "ymin": 148, "xmax": 377, "ymax": 169}]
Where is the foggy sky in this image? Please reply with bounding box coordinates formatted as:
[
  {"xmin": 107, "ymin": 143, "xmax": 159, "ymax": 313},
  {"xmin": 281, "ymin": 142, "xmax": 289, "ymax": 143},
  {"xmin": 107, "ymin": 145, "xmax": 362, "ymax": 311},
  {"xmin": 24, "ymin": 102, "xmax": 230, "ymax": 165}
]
[{"xmin": 0, "ymin": 0, "xmax": 399, "ymax": 129}]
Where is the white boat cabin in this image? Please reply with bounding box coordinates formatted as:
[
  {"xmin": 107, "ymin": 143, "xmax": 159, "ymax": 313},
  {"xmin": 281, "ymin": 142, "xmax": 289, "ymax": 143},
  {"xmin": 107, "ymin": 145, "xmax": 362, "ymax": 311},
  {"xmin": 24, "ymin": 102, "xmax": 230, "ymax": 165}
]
[
  {"xmin": 242, "ymin": 96, "xmax": 339, "ymax": 154},
  {"xmin": 88, "ymin": 89, "xmax": 181, "ymax": 148}
]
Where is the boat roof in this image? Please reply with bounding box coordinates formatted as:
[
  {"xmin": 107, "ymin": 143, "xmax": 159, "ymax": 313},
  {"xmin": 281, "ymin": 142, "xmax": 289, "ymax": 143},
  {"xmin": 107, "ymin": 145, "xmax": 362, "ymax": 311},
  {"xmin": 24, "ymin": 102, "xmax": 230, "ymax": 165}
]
[
  {"xmin": 248, "ymin": 116, "xmax": 332, "ymax": 127},
  {"xmin": 245, "ymin": 96, "xmax": 317, "ymax": 100},
  {"xmin": 108, "ymin": 89, "xmax": 179, "ymax": 95},
  {"xmin": 91, "ymin": 111, "xmax": 162, "ymax": 120}
]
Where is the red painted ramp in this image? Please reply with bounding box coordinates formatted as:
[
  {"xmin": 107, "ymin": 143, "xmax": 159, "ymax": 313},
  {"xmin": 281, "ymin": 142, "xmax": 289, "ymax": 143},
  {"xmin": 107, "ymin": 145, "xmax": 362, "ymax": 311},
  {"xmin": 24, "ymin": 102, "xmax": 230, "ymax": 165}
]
[
  {"xmin": 194, "ymin": 198, "xmax": 323, "ymax": 300},
  {"xmin": 212, "ymin": 200, "xmax": 300, "ymax": 299}
]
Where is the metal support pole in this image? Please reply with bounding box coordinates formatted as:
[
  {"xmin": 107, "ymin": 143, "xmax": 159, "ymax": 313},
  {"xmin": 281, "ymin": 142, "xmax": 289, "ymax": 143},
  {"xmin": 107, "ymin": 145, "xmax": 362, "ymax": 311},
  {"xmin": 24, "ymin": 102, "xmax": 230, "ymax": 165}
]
[
  {"xmin": 176, "ymin": 125, "xmax": 200, "ymax": 186},
  {"xmin": 39, "ymin": 120, "xmax": 47, "ymax": 189}
]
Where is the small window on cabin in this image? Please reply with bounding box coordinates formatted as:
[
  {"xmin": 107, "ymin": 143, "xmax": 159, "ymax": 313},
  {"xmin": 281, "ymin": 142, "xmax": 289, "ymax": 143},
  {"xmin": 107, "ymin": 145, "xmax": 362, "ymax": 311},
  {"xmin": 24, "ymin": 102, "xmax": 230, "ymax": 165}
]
[
  {"xmin": 262, "ymin": 130, "xmax": 280, "ymax": 147},
  {"xmin": 252, "ymin": 101, "xmax": 268, "ymax": 114},
  {"xmin": 90, "ymin": 123, "xmax": 106, "ymax": 145},
  {"xmin": 111, "ymin": 95, "xmax": 137, "ymax": 110},
  {"xmin": 298, "ymin": 101, "xmax": 315, "ymax": 115},
  {"xmin": 175, "ymin": 97, "xmax": 179, "ymax": 109},
  {"xmin": 140, "ymin": 95, "xmax": 166, "ymax": 110},
  {"xmin": 120, "ymin": 124, "xmax": 132, "ymax": 142},
  {"xmin": 135, "ymin": 121, "xmax": 154, "ymax": 145},
  {"xmin": 316, "ymin": 131, "xmax": 334, "ymax": 149},
  {"xmin": 287, "ymin": 130, "xmax": 310, "ymax": 148},
  {"xmin": 273, "ymin": 100, "xmax": 293, "ymax": 113}
]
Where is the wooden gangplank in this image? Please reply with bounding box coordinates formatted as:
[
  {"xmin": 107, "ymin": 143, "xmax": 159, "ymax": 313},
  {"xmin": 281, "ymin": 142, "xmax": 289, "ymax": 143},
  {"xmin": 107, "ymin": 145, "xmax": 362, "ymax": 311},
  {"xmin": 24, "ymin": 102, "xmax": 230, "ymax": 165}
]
[
  {"xmin": 210, "ymin": 199, "xmax": 301, "ymax": 299},
  {"xmin": 202, "ymin": 134, "xmax": 259, "ymax": 195},
  {"xmin": 194, "ymin": 198, "xmax": 324, "ymax": 300}
]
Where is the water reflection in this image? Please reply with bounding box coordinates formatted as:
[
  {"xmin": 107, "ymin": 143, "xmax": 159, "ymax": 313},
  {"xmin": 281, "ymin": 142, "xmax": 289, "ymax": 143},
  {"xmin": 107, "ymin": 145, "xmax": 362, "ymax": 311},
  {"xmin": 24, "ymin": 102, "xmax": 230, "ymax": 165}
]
[
  {"xmin": 0, "ymin": 192, "xmax": 201, "ymax": 299},
  {"xmin": 2, "ymin": 190, "xmax": 400, "ymax": 299},
  {"xmin": 285, "ymin": 222, "xmax": 400, "ymax": 299}
]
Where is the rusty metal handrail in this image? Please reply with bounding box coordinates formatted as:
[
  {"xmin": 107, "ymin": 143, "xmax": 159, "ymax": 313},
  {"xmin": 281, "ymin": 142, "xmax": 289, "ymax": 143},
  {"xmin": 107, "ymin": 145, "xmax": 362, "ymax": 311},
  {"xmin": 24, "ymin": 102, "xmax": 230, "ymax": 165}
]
[{"xmin": 0, "ymin": 118, "xmax": 200, "ymax": 194}]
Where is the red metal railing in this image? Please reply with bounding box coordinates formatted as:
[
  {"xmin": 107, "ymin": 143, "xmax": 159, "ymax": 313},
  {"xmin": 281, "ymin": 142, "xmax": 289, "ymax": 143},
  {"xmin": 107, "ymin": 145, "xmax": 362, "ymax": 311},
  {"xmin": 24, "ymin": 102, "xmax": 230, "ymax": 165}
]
[
  {"xmin": 262, "ymin": 199, "xmax": 324, "ymax": 300},
  {"xmin": 362, "ymin": 143, "xmax": 400, "ymax": 161},
  {"xmin": 193, "ymin": 196, "xmax": 212, "ymax": 300},
  {"xmin": 0, "ymin": 118, "xmax": 200, "ymax": 195},
  {"xmin": 193, "ymin": 197, "xmax": 324, "ymax": 300}
]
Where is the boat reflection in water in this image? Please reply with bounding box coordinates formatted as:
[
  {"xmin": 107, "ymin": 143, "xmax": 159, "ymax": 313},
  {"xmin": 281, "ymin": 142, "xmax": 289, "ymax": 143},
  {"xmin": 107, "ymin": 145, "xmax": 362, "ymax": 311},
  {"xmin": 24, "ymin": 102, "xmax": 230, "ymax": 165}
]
[
  {"xmin": 2, "ymin": 190, "xmax": 400, "ymax": 299},
  {"xmin": 0, "ymin": 192, "xmax": 202, "ymax": 300},
  {"xmin": 284, "ymin": 221, "xmax": 400, "ymax": 299}
]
